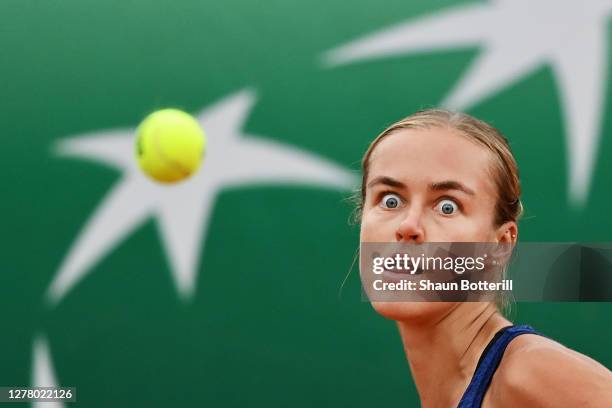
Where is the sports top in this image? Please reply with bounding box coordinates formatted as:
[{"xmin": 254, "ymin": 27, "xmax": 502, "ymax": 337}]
[{"xmin": 457, "ymin": 324, "xmax": 540, "ymax": 408}]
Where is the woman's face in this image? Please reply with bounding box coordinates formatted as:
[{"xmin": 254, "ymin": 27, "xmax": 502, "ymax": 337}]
[{"xmin": 360, "ymin": 126, "xmax": 516, "ymax": 321}]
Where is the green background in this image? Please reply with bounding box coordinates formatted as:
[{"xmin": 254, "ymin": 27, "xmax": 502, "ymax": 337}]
[{"xmin": 1, "ymin": 0, "xmax": 611, "ymax": 406}]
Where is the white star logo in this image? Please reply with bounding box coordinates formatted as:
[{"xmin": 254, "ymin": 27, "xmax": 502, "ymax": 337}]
[
  {"xmin": 31, "ymin": 335, "xmax": 63, "ymax": 408},
  {"xmin": 323, "ymin": 0, "xmax": 612, "ymax": 206},
  {"xmin": 47, "ymin": 89, "xmax": 357, "ymax": 305}
]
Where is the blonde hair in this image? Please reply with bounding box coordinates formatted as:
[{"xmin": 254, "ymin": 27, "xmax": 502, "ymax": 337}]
[{"xmin": 355, "ymin": 109, "xmax": 523, "ymax": 313}]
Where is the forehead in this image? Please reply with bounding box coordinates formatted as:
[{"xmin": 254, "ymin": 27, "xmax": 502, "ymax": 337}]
[{"xmin": 367, "ymin": 127, "xmax": 497, "ymax": 196}]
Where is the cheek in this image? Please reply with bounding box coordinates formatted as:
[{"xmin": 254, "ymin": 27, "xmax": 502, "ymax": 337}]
[
  {"xmin": 360, "ymin": 209, "xmax": 397, "ymax": 241},
  {"xmin": 437, "ymin": 219, "xmax": 481, "ymax": 240},
  {"xmin": 359, "ymin": 213, "xmax": 376, "ymax": 242},
  {"xmin": 360, "ymin": 205, "xmax": 497, "ymax": 242},
  {"xmin": 441, "ymin": 216, "xmax": 496, "ymax": 241}
]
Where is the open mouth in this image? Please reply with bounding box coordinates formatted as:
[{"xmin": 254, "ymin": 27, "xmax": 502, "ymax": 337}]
[
  {"xmin": 383, "ymin": 265, "xmax": 424, "ymax": 274},
  {"xmin": 380, "ymin": 252, "xmax": 425, "ymax": 281},
  {"xmin": 385, "ymin": 252, "xmax": 425, "ymax": 274}
]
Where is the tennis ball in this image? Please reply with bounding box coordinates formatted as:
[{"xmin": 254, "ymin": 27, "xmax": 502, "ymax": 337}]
[{"xmin": 135, "ymin": 109, "xmax": 206, "ymax": 183}]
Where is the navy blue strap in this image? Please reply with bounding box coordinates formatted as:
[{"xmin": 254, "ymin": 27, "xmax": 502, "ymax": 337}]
[{"xmin": 457, "ymin": 324, "xmax": 539, "ymax": 408}]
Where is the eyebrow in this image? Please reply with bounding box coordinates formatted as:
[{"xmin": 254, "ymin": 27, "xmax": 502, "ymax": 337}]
[{"xmin": 367, "ymin": 176, "xmax": 476, "ymax": 196}]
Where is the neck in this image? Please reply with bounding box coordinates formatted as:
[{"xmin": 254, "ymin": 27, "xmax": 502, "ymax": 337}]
[{"xmin": 396, "ymin": 303, "xmax": 511, "ymax": 408}]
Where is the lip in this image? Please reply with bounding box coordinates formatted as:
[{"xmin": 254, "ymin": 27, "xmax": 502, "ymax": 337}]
[
  {"xmin": 382, "ymin": 267, "xmax": 423, "ymax": 283},
  {"xmin": 388, "ymin": 252, "xmax": 426, "ymax": 272}
]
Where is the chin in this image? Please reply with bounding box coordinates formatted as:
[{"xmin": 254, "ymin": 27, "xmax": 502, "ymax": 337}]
[{"xmin": 371, "ymin": 301, "xmax": 458, "ymax": 324}]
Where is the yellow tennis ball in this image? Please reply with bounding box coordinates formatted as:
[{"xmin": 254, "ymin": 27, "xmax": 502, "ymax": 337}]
[{"xmin": 135, "ymin": 109, "xmax": 206, "ymax": 183}]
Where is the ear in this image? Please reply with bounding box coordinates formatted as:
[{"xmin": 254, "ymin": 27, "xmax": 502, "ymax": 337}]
[{"xmin": 495, "ymin": 221, "xmax": 518, "ymax": 244}]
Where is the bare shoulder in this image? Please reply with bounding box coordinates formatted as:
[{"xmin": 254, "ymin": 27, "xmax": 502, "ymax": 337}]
[{"xmin": 485, "ymin": 333, "xmax": 612, "ymax": 408}]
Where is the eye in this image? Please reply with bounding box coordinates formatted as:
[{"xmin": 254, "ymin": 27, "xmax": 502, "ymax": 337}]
[
  {"xmin": 436, "ymin": 198, "xmax": 459, "ymax": 215},
  {"xmin": 381, "ymin": 193, "xmax": 402, "ymax": 209}
]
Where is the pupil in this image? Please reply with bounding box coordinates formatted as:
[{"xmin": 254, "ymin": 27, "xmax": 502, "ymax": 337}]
[
  {"xmin": 442, "ymin": 203, "xmax": 453, "ymax": 214},
  {"xmin": 387, "ymin": 197, "xmax": 398, "ymax": 208}
]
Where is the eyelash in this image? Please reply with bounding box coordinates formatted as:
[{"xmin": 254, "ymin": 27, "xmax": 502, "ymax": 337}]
[
  {"xmin": 376, "ymin": 190, "xmax": 463, "ymax": 212},
  {"xmin": 376, "ymin": 190, "xmax": 399, "ymax": 205}
]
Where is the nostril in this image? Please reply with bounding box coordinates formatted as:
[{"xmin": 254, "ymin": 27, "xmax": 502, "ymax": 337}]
[
  {"xmin": 396, "ymin": 216, "xmax": 424, "ymax": 243},
  {"xmin": 396, "ymin": 232, "xmax": 423, "ymax": 243}
]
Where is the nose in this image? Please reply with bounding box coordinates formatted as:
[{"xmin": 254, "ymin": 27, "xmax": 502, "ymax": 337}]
[{"xmin": 395, "ymin": 209, "xmax": 425, "ymax": 243}]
